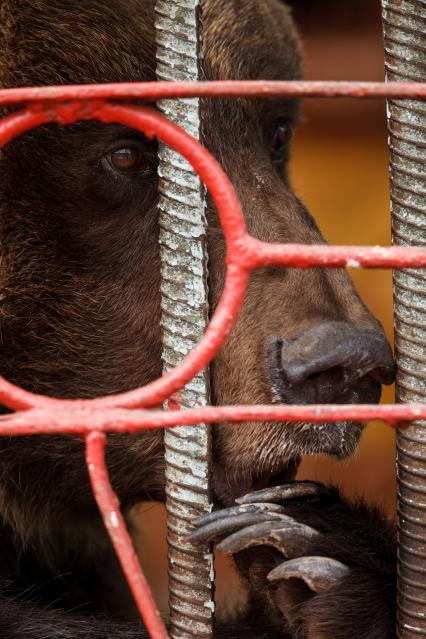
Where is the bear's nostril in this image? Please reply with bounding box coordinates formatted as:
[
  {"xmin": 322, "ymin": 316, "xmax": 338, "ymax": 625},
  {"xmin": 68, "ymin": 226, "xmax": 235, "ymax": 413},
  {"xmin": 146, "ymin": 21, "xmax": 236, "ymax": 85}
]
[
  {"xmin": 306, "ymin": 371, "xmax": 321, "ymax": 382},
  {"xmin": 267, "ymin": 321, "xmax": 394, "ymax": 406},
  {"xmin": 306, "ymin": 373, "xmax": 321, "ymax": 382}
]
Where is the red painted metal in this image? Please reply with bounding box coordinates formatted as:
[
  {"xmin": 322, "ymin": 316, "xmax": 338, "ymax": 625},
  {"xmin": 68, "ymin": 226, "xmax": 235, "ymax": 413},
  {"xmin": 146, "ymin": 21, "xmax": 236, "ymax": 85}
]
[
  {"xmin": 0, "ymin": 81, "xmax": 425, "ymax": 105},
  {"xmin": 86, "ymin": 432, "xmax": 168, "ymax": 639},
  {"xmin": 0, "ymin": 403, "xmax": 425, "ymax": 436},
  {"xmin": 0, "ymin": 80, "xmax": 424, "ymax": 638}
]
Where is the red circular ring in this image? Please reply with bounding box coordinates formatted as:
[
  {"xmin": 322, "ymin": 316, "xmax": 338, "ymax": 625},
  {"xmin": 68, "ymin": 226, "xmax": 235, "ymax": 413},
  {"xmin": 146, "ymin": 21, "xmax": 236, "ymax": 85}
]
[{"xmin": 0, "ymin": 101, "xmax": 251, "ymax": 410}]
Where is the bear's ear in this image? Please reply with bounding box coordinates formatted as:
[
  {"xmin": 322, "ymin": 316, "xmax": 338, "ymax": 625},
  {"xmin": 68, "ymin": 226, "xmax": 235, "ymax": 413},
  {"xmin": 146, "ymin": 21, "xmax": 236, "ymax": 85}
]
[{"xmin": 0, "ymin": 0, "xmax": 157, "ymax": 90}]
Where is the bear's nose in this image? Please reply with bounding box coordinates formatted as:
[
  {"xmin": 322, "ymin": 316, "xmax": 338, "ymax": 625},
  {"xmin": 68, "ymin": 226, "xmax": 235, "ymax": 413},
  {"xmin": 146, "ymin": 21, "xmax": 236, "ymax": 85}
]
[{"xmin": 268, "ymin": 321, "xmax": 395, "ymax": 405}]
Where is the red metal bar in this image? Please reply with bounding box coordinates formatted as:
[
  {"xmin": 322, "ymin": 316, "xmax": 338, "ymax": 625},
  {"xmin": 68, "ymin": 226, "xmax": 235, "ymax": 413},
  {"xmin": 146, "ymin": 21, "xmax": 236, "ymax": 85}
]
[
  {"xmin": 0, "ymin": 81, "xmax": 425, "ymax": 106},
  {"xmin": 86, "ymin": 432, "xmax": 168, "ymax": 639},
  {"xmin": 241, "ymin": 237, "xmax": 426, "ymax": 270},
  {"xmin": 0, "ymin": 403, "xmax": 424, "ymax": 436}
]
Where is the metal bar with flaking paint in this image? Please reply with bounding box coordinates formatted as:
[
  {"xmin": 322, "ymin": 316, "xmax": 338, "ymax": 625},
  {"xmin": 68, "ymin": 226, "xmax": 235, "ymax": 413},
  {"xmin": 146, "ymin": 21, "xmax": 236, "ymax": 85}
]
[
  {"xmin": 0, "ymin": 80, "xmax": 425, "ymax": 105},
  {"xmin": 155, "ymin": 1, "xmax": 214, "ymax": 638},
  {"xmin": 381, "ymin": 1, "xmax": 426, "ymax": 637}
]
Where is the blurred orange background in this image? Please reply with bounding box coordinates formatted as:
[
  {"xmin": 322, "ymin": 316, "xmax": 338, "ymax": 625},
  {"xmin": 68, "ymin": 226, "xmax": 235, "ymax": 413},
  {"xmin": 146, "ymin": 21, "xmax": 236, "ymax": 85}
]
[
  {"xmin": 131, "ymin": 1, "xmax": 397, "ymax": 621},
  {"xmin": 291, "ymin": 0, "xmax": 395, "ymax": 519}
]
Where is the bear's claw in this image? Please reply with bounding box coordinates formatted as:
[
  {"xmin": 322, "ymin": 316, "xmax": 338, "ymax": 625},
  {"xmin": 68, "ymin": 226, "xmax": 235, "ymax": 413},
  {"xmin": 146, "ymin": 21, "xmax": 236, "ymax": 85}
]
[
  {"xmin": 268, "ymin": 556, "xmax": 350, "ymax": 592},
  {"xmin": 235, "ymin": 480, "xmax": 332, "ymax": 505},
  {"xmin": 190, "ymin": 481, "xmax": 349, "ymax": 595}
]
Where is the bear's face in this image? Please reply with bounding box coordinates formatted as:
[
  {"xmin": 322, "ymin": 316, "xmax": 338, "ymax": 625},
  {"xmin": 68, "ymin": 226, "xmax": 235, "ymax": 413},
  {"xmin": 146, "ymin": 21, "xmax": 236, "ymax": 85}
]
[{"xmin": 0, "ymin": 0, "xmax": 393, "ymax": 526}]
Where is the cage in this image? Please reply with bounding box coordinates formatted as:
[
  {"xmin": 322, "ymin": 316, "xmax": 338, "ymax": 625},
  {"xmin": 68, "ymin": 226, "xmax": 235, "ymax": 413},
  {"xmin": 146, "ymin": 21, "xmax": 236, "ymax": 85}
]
[{"xmin": 0, "ymin": 1, "xmax": 424, "ymax": 638}]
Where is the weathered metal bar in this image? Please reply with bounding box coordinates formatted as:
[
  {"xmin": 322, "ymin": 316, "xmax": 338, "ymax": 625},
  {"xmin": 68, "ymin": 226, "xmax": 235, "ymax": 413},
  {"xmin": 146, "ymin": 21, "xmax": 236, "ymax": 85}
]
[
  {"xmin": 381, "ymin": 1, "xmax": 426, "ymax": 637},
  {"xmin": 2, "ymin": 403, "xmax": 426, "ymax": 436},
  {"xmin": 3, "ymin": 80, "xmax": 426, "ymax": 104},
  {"xmin": 155, "ymin": 2, "xmax": 214, "ymax": 638}
]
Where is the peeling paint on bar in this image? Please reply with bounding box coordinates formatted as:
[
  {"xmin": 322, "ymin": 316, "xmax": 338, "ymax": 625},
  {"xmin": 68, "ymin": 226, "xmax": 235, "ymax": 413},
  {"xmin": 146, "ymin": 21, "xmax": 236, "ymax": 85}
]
[
  {"xmin": 155, "ymin": 1, "xmax": 214, "ymax": 638},
  {"xmin": 382, "ymin": 2, "xmax": 426, "ymax": 637}
]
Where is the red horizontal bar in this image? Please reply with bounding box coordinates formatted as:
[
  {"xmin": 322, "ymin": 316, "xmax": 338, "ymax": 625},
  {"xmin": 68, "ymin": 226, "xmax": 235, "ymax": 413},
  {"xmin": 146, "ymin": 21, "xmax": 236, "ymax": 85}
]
[
  {"xmin": 242, "ymin": 237, "xmax": 426, "ymax": 269},
  {"xmin": 0, "ymin": 403, "xmax": 424, "ymax": 436},
  {"xmin": 0, "ymin": 81, "xmax": 425, "ymax": 107}
]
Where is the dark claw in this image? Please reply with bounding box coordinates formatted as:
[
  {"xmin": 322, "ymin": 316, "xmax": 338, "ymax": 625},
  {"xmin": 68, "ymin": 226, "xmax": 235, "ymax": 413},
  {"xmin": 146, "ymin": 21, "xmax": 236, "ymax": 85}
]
[
  {"xmin": 193, "ymin": 502, "xmax": 286, "ymax": 528},
  {"xmin": 235, "ymin": 481, "xmax": 331, "ymax": 505},
  {"xmin": 217, "ymin": 519, "xmax": 319, "ymax": 557},
  {"xmin": 189, "ymin": 511, "xmax": 285, "ymax": 544},
  {"xmin": 268, "ymin": 556, "xmax": 350, "ymax": 593}
]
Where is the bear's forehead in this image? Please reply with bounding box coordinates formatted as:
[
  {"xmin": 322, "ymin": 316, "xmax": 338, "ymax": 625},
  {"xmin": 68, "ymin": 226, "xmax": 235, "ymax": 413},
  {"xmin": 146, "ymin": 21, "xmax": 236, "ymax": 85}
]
[
  {"xmin": 0, "ymin": 0, "xmax": 300, "ymax": 88},
  {"xmin": 203, "ymin": 0, "xmax": 301, "ymax": 83}
]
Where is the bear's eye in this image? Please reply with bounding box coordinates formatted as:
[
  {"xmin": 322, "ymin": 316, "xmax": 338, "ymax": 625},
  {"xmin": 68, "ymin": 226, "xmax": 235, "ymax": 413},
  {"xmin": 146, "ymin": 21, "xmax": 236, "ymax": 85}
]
[
  {"xmin": 104, "ymin": 142, "xmax": 146, "ymax": 176},
  {"xmin": 270, "ymin": 122, "xmax": 293, "ymax": 166}
]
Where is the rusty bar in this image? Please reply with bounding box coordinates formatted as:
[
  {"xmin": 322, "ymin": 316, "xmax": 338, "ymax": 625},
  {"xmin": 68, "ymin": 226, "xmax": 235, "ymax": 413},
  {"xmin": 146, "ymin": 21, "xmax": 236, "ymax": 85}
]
[
  {"xmin": 2, "ymin": 81, "xmax": 426, "ymax": 105},
  {"xmin": 381, "ymin": 1, "xmax": 426, "ymax": 637},
  {"xmin": 155, "ymin": 2, "xmax": 214, "ymax": 639}
]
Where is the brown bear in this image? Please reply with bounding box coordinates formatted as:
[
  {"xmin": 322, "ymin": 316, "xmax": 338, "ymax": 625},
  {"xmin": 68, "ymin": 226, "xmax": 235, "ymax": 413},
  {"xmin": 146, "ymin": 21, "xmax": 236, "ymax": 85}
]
[{"xmin": 0, "ymin": 0, "xmax": 395, "ymax": 637}]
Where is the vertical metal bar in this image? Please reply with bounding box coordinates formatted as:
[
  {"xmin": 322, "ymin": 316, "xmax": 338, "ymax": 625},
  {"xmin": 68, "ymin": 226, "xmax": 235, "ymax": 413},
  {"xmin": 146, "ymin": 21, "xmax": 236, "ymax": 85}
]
[
  {"xmin": 381, "ymin": 1, "xmax": 426, "ymax": 637},
  {"xmin": 155, "ymin": 2, "xmax": 214, "ymax": 638}
]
